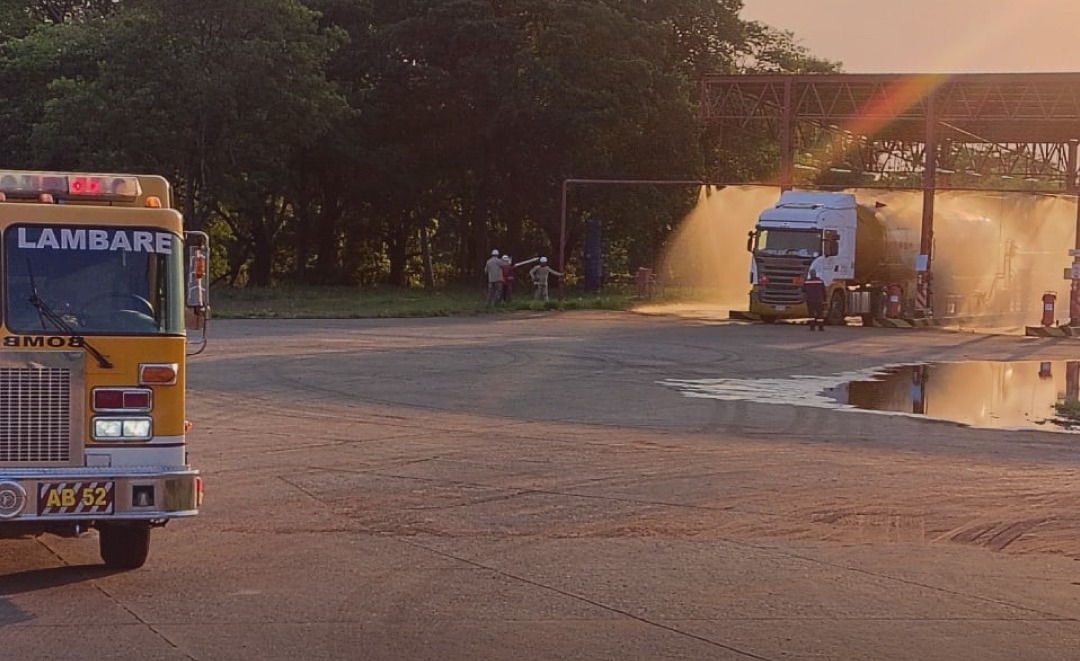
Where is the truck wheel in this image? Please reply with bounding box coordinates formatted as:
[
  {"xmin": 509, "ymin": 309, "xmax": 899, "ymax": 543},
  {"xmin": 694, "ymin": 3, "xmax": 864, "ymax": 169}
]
[
  {"xmin": 99, "ymin": 523, "xmax": 151, "ymax": 569},
  {"xmin": 826, "ymin": 291, "xmax": 846, "ymax": 326}
]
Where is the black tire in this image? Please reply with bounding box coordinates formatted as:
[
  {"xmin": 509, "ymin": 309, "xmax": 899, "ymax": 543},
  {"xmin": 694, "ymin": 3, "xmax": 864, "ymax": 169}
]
[
  {"xmin": 761, "ymin": 315, "xmax": 777, "ymax": 324},
  {"xmin": 826, "ymin": 291, "xmax": 846, "ymax": 326},
  {"xmin": 99, "ymin": 523, "xmax": 151, "ymax": 570}
]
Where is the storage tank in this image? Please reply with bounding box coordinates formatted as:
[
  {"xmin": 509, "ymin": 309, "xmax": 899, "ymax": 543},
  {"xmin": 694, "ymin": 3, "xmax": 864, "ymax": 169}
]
[{"xmin": 854, "ymin": 204, "xmax": 918, "ymax": 286}]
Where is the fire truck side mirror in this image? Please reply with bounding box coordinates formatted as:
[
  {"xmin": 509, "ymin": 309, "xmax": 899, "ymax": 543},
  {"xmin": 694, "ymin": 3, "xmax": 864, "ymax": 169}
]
[
  {"xmin": 184, "ymin": 231, "xmax": 210, "ymax": 355},
  {"xmin": 186, "ymin": 247, "xmax": 208, "ymax": 309}
]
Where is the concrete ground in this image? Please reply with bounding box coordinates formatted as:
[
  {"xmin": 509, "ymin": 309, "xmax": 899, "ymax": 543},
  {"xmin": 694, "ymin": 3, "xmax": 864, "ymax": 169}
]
[{"xmin": 4, "ymin": 313, "xmax": 1080, "ymax": 660}]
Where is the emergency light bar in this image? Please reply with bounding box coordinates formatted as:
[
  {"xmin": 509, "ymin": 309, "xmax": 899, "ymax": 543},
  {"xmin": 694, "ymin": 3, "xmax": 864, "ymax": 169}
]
[{"xmin": 0, "ymin": 171, "xmax": 141, "ymax": 202}]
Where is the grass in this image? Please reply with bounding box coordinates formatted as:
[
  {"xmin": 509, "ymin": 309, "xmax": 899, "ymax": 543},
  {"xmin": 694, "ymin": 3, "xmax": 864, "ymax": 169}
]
[
  {"xmin": 1054, "ymin": 398, "xmax": 1080, "ymax": 422},
  {"xmin": 209, "ymin": 284, "xmax": 642, "ymax": 319}
]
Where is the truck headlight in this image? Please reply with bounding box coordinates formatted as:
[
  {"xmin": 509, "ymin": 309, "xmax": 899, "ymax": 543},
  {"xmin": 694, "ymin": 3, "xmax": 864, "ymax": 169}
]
[{"xmin": 93, "ymin": 417, "xmax": 153, "ymax": 441}]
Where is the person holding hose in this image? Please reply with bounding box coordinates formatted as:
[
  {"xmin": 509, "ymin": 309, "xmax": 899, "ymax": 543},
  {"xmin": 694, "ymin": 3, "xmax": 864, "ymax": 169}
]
[{"xmin": 499, "ymin": 254, "xmax": 515, "ymax": 303}]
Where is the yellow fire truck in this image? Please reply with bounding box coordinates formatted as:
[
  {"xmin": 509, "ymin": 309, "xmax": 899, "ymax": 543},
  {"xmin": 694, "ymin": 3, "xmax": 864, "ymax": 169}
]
[{"xmin": 0, "ymin": 169, "xmax": 208, "ymax": 569}]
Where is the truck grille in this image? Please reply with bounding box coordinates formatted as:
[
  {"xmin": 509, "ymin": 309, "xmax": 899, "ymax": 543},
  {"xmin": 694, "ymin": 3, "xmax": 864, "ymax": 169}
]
[
  {"xmin": 756, "ymin": 256, "xmax": 816, "ymax": 305},
  {"xmin": 0, "ymin": 366, "xmax": 72, "ymax": 463}
]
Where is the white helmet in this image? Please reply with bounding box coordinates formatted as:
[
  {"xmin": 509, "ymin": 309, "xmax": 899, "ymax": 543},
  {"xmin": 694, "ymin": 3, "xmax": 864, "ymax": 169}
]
[
  {"xmin": 491, "ymin": 249, "xmax": 499, "ymax": 256},
  {"xmin": 540, "ymin": 256, "xmax": 548, "ymax": 264},
  {"xmin": 501, "ymin": 255, "xmax": 511, "ymax": 263}
]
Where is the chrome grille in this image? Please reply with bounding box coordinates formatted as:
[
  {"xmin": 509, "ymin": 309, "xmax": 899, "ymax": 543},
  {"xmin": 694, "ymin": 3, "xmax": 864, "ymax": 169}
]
[
  {"xmin": 0, "ymin": 366, "xmax": 71, "ymax": 463},
  {"xmin": 756, "ymin": 256, "xmax": 816, "ymax": 305}
]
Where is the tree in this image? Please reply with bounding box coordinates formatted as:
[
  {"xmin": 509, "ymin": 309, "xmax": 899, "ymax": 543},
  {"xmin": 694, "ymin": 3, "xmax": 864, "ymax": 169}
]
[
  {"xmin": 25, "ymin": 0, "xmax": 346, "ymax": 285},
  {"xmin": 0, "ymin": 0, "xmax": 841, "ymax": 287},
  {"xmin": 29, "ymin": 0, "xmax": 118, "ymax": 24}
]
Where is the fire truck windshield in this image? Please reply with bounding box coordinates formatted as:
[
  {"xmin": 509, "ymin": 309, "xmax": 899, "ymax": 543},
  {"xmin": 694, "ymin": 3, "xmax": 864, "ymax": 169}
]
[{"xmin": 3, "ymin": 224, "xmax": 184, "ymax": 335}]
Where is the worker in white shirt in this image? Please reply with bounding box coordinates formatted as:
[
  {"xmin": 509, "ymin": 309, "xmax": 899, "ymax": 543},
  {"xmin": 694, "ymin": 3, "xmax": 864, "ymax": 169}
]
[{"xmin": 484, "ymin": 249, "xmax": 504, "ymax": 304}]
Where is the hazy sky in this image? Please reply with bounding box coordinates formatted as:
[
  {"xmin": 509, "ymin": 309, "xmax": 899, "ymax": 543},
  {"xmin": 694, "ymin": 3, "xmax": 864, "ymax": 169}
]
[{"xmin": 741, "ymin": 0, "xmax": 1080, "ymax": 73}]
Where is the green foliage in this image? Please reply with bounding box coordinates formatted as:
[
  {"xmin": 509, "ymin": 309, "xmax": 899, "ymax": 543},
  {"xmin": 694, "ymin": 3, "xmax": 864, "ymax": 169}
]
[
  {"xmin": 0, "ymin": 0, "xmax": 836, "ymax": 290},
  {"xmin": 1054, "ymin": 398, "xmax": 1080, "ymax": 421},
  {"xmin": 741, "ymin": 21, "xmax": 841, "ymax": 73},
  {"xmin": 210, "ymin": 284, "xmax": 637, "ymax": 318}
]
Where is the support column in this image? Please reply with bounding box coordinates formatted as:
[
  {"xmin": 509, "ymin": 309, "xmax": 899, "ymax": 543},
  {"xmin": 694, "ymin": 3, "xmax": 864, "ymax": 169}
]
[
  {"xmin": 779, "ymin": 77, "xmax": 794, "ymax": 192},
  {"xmin": 1067, "ymin": 140, "xmax": 1078, "ymax": 195},
  {"xmin": 917, "ymin": 92, "xmax": 937, "ymax": 317},
  {"xmin": 1069, "ymin": 141, "xmax": 1080, "ymax": 326},
  {"xmin": 558, "ymin": 179, "xmax": 568, "ymax": 301}
]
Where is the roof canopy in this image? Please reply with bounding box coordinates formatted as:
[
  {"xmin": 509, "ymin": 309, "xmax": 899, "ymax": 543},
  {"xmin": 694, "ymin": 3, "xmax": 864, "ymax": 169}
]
[
  {"xmin": 701, "ymin": 73, "xmax": 1080, "ymax": 187},
  {"xmin": 702, "ymin": 73, "xmax": 1080, "ymax": 143}
]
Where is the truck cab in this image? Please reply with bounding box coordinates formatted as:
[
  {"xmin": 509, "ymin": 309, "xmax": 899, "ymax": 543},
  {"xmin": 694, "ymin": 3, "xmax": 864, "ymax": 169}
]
[
  {"xmin": 0, "ymin": 170, "xmax": 209, "ymax": 569},
  {"xmin": 748, "ymin": 192, "xmax": 856, "ymax": 322}
]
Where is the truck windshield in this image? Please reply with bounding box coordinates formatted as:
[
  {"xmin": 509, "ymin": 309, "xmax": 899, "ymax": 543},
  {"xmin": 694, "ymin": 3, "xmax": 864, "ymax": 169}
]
[
  {"xmin": 3, "ymin": 224, "xmax": 184, "ymax": 335},
  {"xmin": 754, "ymin": 228, "xmax": 821, "ymax": 256}
]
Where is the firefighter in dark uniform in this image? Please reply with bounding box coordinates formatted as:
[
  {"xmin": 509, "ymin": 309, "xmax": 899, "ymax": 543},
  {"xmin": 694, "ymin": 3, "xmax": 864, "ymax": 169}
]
[{"xmin": 802, "ymin": 269, "xmax": 827, "ymax": 331}]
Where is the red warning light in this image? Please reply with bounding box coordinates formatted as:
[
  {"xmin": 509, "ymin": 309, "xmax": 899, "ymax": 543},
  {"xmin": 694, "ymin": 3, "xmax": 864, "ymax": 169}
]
[{"xmin": 69, "ymin": 176, "xmax": 103, "ymax": 195}]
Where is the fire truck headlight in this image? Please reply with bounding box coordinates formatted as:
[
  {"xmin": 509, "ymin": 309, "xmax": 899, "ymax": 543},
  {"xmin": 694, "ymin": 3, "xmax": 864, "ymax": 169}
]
[
  {"xmin": 122, "ymin": 419, "xmax": 152, "ymax": 438},
  {"xmin": 93, "ymin": 417, "xmax": 153, "ymax": 441},
  {"xmin": 94, "ymin": 419, "xmax": 123, "ymax": 438}
]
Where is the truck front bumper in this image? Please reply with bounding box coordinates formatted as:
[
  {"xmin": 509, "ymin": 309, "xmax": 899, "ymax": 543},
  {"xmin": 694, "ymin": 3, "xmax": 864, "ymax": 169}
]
[
  {"xmin": 749, "ymin": 295, "xmax": 808, "ymax": 319},
  {"xmin": 0, "ymin": 467, "xmax": 200, "ymax": 522}
]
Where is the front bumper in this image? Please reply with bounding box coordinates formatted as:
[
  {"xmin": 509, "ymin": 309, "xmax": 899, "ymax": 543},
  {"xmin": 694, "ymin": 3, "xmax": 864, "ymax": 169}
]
[
  {"xmin": 749, "ymin": 294, "xmax": 808, "ymax": 319},
  {"xmin": 0, "ymin": 467, "xmax": 200, "ymax": 522}
]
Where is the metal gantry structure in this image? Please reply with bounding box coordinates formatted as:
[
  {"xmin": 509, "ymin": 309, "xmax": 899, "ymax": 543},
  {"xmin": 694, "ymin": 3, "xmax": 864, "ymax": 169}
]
[{"xmin": 700, "ymin": 72, "xmax": 1080, "ymax": 320}]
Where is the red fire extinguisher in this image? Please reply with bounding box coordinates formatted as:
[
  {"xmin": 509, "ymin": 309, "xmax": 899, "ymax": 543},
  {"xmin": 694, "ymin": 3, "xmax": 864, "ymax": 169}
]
[
  {"xmin": 885, "ymin": 284, "xmax": 902, "ymax": 318},
  {"xmin": 1042, "ymin": 291, "xmax": 1057, "ymax": 327}
]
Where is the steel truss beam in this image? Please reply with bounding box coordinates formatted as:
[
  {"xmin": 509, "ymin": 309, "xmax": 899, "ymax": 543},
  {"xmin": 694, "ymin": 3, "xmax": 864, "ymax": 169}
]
[{"xmin": 701, "ymin": 73, "xmax": 1080, "ymax": 189}]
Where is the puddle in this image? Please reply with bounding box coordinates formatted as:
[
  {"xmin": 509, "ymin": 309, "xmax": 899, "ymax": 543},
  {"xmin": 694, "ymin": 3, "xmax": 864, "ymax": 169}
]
[{"xmin": 661, "ymin": 360, "xmax": 1080, "ymax": 433}]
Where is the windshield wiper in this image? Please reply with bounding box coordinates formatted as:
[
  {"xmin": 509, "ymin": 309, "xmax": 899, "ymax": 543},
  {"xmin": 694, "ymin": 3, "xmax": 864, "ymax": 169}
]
[{"xmin": 25, "ymin": 261, "xmax": 113, "ymax": 369}]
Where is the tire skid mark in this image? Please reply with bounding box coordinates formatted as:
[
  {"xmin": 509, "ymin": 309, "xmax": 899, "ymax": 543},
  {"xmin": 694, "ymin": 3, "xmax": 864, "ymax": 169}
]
[{"xmin": 943, "ymin": 518, "xmax": 1051, "ymax": 551}]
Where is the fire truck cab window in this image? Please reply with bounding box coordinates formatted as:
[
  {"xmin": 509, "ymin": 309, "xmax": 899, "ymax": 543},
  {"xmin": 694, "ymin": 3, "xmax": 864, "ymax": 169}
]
[{"xmin": 3, "ymin": 224, "xmax": 184, "ymax": 335}]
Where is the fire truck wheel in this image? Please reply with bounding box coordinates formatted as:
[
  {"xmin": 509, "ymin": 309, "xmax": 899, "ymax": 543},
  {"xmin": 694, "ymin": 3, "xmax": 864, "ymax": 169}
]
[{"xmin": 99, "ymin": 522, "xmax": 151, "ymax": 570}]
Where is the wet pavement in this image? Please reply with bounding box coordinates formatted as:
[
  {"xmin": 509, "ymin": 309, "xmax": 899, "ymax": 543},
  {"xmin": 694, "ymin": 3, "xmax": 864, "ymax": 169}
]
[{"xmin": 664, "ymin": 359, "xmax": 1080, "ymax": 433}]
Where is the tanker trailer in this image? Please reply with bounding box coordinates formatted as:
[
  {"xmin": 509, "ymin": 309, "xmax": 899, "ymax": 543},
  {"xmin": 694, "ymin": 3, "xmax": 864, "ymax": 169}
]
[{"xmin": 747, "ymin": 191, "xmax": 919, "ymax": 324}]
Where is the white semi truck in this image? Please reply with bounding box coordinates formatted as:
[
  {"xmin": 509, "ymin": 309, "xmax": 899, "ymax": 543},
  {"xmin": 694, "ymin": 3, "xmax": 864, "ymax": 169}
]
[{"xmin": 747, "ymin": 191, "xmax": 919, "ymax": 324}]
